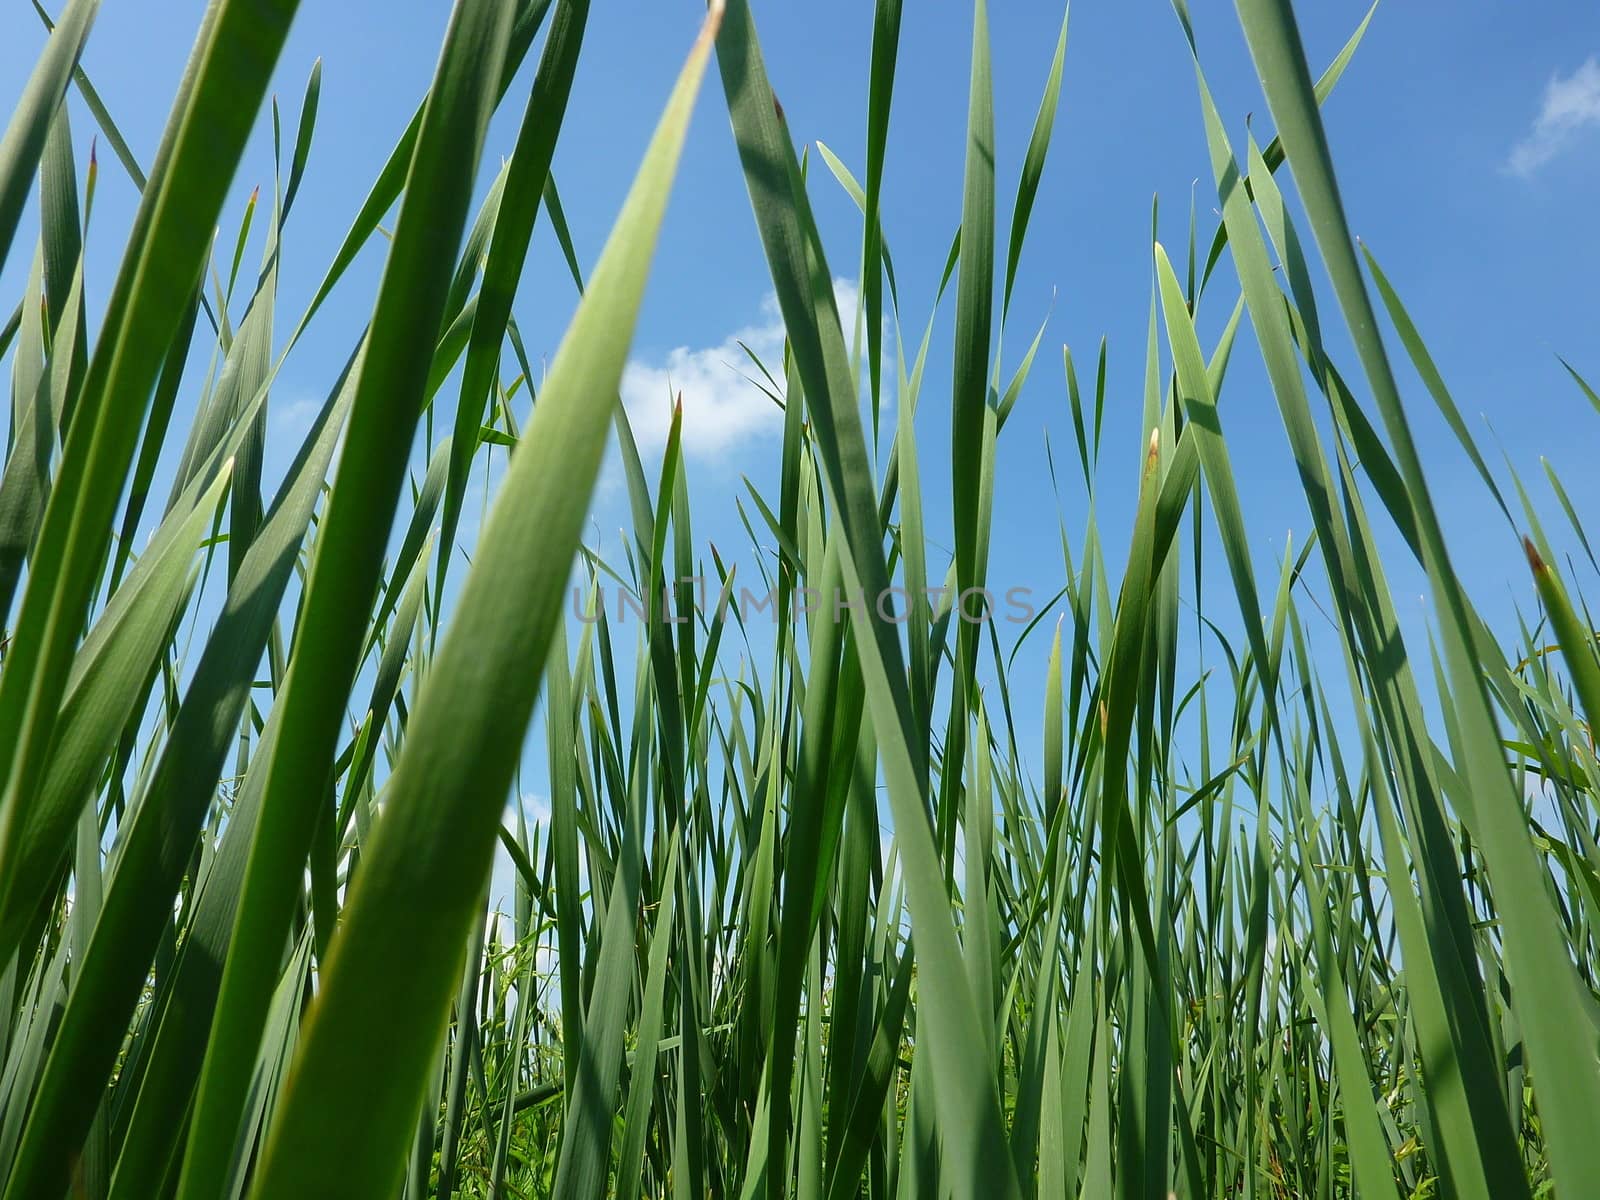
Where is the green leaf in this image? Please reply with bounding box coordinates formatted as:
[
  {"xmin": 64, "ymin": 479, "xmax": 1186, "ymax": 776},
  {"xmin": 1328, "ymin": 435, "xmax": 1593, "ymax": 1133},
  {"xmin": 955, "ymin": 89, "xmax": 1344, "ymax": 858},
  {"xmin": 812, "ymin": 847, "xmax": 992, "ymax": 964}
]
[{"xmin": 245, "ymin": 10, "xmax": 720, "ymax": 1195}]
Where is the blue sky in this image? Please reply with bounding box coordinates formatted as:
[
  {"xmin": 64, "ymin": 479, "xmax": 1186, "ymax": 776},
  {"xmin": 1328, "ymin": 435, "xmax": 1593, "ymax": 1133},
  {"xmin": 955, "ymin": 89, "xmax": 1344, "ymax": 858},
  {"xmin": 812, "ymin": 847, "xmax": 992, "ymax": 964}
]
[{"xmin": 5, "ymin": 1, "xmax": 1600, "ymax": 885}]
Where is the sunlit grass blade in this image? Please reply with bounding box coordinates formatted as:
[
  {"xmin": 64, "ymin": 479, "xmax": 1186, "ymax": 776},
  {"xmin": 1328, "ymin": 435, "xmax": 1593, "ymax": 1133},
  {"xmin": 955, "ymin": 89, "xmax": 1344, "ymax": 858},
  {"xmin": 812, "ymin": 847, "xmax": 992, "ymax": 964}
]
[
  {"xmin": 246, "ymin": 10, "xmax": 721, "ymax": 1194},
  {"xmin": 0, "ymin": 0, "xmax": 99, "ymax": 273},
  {"xmin": 175, "ymin": 3, "xmax": 520, "ymax": 1193},
  {"xmin": 0, "ymin": 0, "xmax": 300, "ymax": 896},
  {"xmin": 716, "ymin": 2, "xmax": 1021, "ymax": 1194},
  {"xmin": 1234, "ymin": 3, "xmax": 1600, "ymax": 1191}
]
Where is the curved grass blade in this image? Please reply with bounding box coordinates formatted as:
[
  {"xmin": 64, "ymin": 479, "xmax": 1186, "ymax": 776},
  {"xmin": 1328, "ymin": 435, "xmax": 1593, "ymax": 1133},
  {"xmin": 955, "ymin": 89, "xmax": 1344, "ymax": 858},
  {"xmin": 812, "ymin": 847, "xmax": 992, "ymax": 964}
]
[
  {"xmin": 438, "ymin": 0, "xmax": 591, "ymax": 603},
  {"xmin": 0, "ymin": 347, "xmax": 357, "ymax": 1200},
  {"xmin": 0, "ymin": 0, "xmax": 300, "ymax": 902},
  {"xmin": 174, "ymin": 7, "xmax": 523, "ymax": 1192},
  {"xmin": 1233, "ymin": 3, "xmax": 1600, "ymax": 1190},
  {"xmin": 0, "ymin": 0, "xmax": 100, "ymax": 274},
  {"xmin": 245, "ymin": 11, "xmax": 721, "ymax": 1195},
  {"xmin": 715, "ymin": 2, "xmax": 1020, "ymax": 1194}
]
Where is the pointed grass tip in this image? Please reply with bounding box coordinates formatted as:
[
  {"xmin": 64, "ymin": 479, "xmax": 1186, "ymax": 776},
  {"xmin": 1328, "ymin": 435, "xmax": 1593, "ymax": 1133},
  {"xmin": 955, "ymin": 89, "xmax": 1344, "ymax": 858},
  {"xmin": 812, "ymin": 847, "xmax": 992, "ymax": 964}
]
[
  {"xmin": 702, "ymin": 0, "xmax": 726, "ymax": 42},
  {"xmin": 1524, "ymin": 536, "xmax": 1547, "ymax": 575}
]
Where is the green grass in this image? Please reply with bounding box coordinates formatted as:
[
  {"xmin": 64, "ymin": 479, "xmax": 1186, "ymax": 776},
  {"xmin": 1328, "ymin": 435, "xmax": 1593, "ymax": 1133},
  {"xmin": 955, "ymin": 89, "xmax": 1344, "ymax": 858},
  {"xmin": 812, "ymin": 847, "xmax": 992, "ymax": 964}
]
[{"xmin": 2, "ymin": 0, "xmax": 1598, "ymax": 1196}]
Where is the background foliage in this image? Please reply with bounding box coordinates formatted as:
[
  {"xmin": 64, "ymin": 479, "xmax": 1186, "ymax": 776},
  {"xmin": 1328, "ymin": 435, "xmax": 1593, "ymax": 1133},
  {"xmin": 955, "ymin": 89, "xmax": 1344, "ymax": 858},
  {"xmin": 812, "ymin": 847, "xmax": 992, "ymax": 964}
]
[{"xmin": 1, "ymin": 0, "xmax": 1598, "ymax": 1196}]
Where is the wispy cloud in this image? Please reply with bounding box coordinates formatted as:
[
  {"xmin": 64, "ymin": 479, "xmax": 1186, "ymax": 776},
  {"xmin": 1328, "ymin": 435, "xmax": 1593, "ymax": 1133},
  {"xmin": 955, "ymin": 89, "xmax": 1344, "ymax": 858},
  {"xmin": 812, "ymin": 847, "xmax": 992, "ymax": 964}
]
[
  {"xmin": 1506, "ymin": 55, "xmax": 1600, "ymax": 176},
  {"xmin": 269, "ymin": 391, "xmax": 322, "ymax": 439},
  {"xmin": 262, "ymin": 388, "xmax": 333, "ymax": 493},
  {"xmin": 488, "ymin": 793, "xmax": 553, "ymax": 920},
  {"xmin": 621, "ymin": 278, "xmax": 862, "ymax": 458}
]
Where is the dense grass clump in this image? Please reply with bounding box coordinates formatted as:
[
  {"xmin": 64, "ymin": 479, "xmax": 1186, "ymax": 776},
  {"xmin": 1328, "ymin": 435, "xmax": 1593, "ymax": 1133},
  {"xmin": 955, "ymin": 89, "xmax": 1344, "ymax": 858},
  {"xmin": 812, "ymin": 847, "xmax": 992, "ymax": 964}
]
[{"xmin": 2, "ymin": 0, "xmax": 1598, "ymax": 1196}]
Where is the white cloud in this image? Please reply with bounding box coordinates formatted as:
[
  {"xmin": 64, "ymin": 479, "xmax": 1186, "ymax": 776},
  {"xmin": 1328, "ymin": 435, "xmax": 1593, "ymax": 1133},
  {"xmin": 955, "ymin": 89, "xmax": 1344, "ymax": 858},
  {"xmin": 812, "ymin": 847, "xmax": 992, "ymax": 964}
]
[
  {"xmin": 621, "ymin": 278, "xmax": 863, "ymax": 458},
  {"xmin": 488, "ymin": 793, "xmax": 553, "ymax": 919},
  {"xmin": 269, "ymin": 391, "xmax": 322, "ymax": 439},
  {"xmin": 1506, "ymin": 55, "xmax": 1600, "ymax": 176}
]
